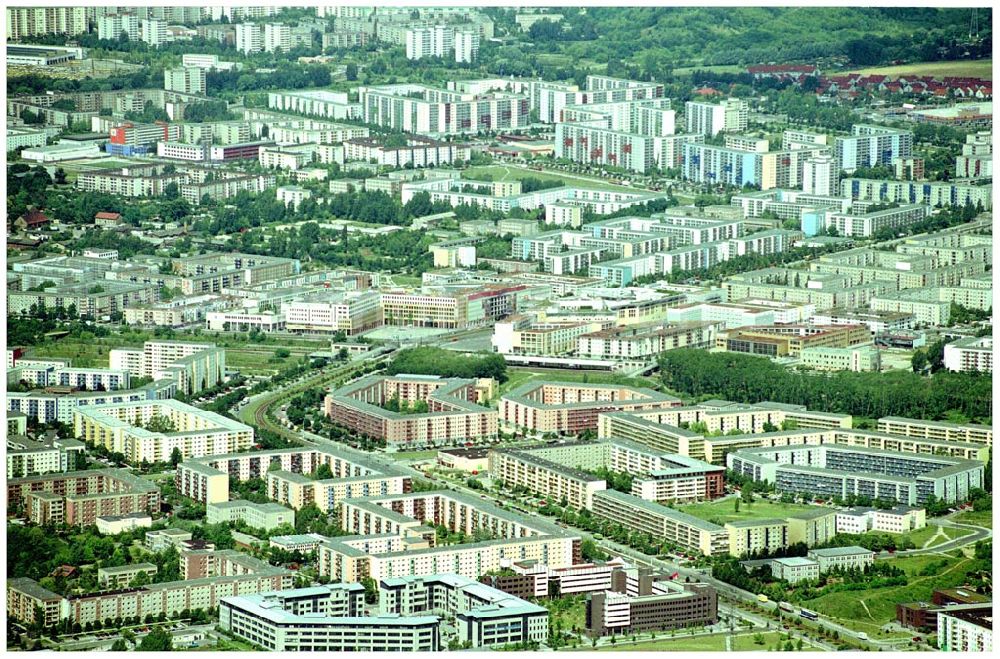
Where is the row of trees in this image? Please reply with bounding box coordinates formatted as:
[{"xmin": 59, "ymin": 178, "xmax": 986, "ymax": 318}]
[
  {"xmin": 658, "ymin": 349, "xmax": 992, "ymax": 422},
  {"xmin": 386, "ymin": 347, "xmax": 508, "ymax": 383}
]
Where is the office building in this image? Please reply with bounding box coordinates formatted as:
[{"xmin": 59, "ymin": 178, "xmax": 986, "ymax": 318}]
[
  {"xmin": 587, "ymin": 570, "xmax": 717, "ymax": 636},
  {"xmin": 806, "ymin": 546, "xmax": 876, "ymax": 572},
  {"xmin": 769, "ymin": 557, "xmax": 819, "ymax": 583},
  {"xmin": 206, "ymin": 500, "xmax": 295, "ymax": 532}
]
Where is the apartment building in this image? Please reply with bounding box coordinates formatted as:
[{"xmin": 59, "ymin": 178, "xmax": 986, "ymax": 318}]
[
  {"xmin": 842, "ymin": 178, "xmax": 991, "ymax": 210},
  {"xmin": 938, "ymin": 606, "xmax": 993, "ymax": 652},
  {"xmin": 74, "ymin": 399, "xmax": 254, "ymax": 464},
  {"xmin": 7, "ymin": 578, "xmax": 64, "ymax": 628},
  {"xmin": 359, "ymin": 83, "xmax": 529, "ymax": 135},
  {"xmin": 489, "ymin": 446, "xmax": 608, "ymax": 510},
  {"xmin": 7, "ymin": 380, "xmax": 174, "ymax": 425},
  {"xmin": 8, "ymin": 469, "xmax": 160, "ymax": 526},
  {"xmin": 500, "ymin": 382, "xmax": 681, "ymax": 434},
  {"xmin": 823, "ymin": 203, "xmax": 929, "ymax": 238},
  {"xmin": 492, "ymin": 315, "xmax": 609, "ymax": 356},
  {"xmin": 6, "ymin": 436, "xmax": 85, "ymax": 479},
  {"xmin": 6, "ymin": 7, "xmax": 88, "ymax": 39},
  {"xmin": 109, "ymin": 340, "xmax": 225, "ymax": 396},
  {"xmin": 98, "ymin": 563, "xmax": 158, "ymax": 588},
  {"xmin": 576, "ymin": 321, "xmax": 719, "ymax": 361},
  {"xmin": 684, "ymin": 98, "xmax": 748, "ymax": 136},
  {"xmin": 343, "ymin": 135, "xmax": 472, "ymax": 168},
  {"xmin": 97, "ymin": 13, "xmax": 140, "ymax": 41},
  {"xmin": 728, "ymin": 444, "xmax": 985, "ymax": 505},
  {"xmin": 592, "ymin": 490, "xmax": 729, "ymax": 557},
  {"xmin": 10, "ymin": 561, "xmax": 292, "ymax": 627},
  {"xmin": 954, "ymin": 131, "xmax": 992, "ymax": 179},
  {"xmin": 319, "ymin": 491, "xmax": 580, "ymax": 583},
  {"xmin": 266, "ymin": 90, "xmax": 362, "ymax": 120},
  {"xmin": 176, "ymin": 445, "xmax": 409, "ymax": 508},
  {"xmin": 943, "ymin": 337, "xmax": 993, "ymax": 374},
  {"xmin": 834, "ymin": 125, "xmax": 913, "ymax": 173},
  {"xmin": 724, "ymin": 519, "xmax": 788, "ymax": 557},
  {"xmin": 164, "ymin": 67, "xmax": 207, "ymax": 95},
  {"xmin": 234, "ymin": 23, "xmax": 262, "ymax": 54},
  {"xmin": 877, "ymin": 417, "xmax": 992, "ymax": 447},
  {"xmin": 140, "ymin": 18, "xmax": 167, "ymax": 47}
]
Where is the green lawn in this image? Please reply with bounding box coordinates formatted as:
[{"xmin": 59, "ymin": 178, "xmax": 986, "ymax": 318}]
[
  {"xmin": 731, "ymin": 631, "xmax": 821, "ymax": 652},
  {"xmin": 501, "ymin": 367, "xmax": 661, "ymax": 395},
  {"xmin": 463, "ymin": 165, "xmax": 638, "ymax": 193},
  {"xmin": 953, "ymin": 509, "xmax": 992, "ymax": 529},
  {"xmin": 678, "ymin": 498, "xmax": 825, "ymax": 525},
  {"xmin": 592, "ymin": 633, "xmax": 727, "ymax": 651},
  {"xmin": 853, "ymin": 59, "xmax": 991, "ymax": 80},
  {"xmin": 24, "ymin": 332, "xmax": 326, "ymax": 377},
  {"xmin": 802, "ymin": 554, "xmax": 975, "ymax": 637}
]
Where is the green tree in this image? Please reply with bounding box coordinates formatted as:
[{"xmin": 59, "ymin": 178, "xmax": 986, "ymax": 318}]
[
  {"xmin": 137, "ymin": 627, "xmax": 173, "ymax": 651},
  {"xmin": 170, "ymin": 447, "xmax": 183, "ymax": 467}
]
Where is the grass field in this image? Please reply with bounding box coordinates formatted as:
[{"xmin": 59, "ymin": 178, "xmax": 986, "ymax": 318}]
[
  {"xmin": 463, "ymin": 165, "xmax": 638, "ymax": 193},
  {"xmin": 593, "ymin": 633, "xmax": 727, "ymax": 651},
  {"xmin": 953, "ymin": 509, "xmax": 992, "ymax": 529},
  {"xmin": 803, "ymin": 554, "xmax": 976, "ymax": 637},
  {"xmin": 673, "ymin": 64, "xmax": 746, "ymax": 75},
  {"xmin": 853, "ymin": 59, "xmax": 992, "ymax": 80},
  {"xmin": 678, "ymin": 498, "xmax": 825, "ymax": 525},
  {"xmin": 24, "ymin": 332, "xmax": 326, "ymax": 376},
  {"xmin": 500, "ymin": 367, "xmax": 662, "ymax": 396}
]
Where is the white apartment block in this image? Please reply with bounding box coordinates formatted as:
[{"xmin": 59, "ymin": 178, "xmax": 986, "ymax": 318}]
[
  {"xmin": 109, "ymin": 341, "xmax": 225, "ymax": 396},
  {"xmin": 7, "ymin": 7, "xmax": 88, "ymax": 39},
  {"xmin": 235, "ymin": 23, "xmax": 263, "ymax": 54},
  {"xmin": 943, "ymin": 337, "xmax": 993, "ymax": 374},
  {"xmin": 685, "ymin": 98, "xmax": 748, "ymax": 136},
  {"xmin": 803, "ymin": 155, "xmax": 836, "ymax": 196},
  {"xmin": 140, "ymin": 19, "xmax": 167, "ymax": 47},
  {"xmin": 455, "ymin": 30, "xmax": 480, "ymax": 63},
  {"xmin": 938, "ymin": 608, "xmax": 992, "ymax": 652},
  {"xmin": 164, "ymin": 67, "xmax": 207, "ymax": 96},
  {"xmin": 264, "ymin": 23, "xmax": 291, "ymax": 52},
  {"xmin": 406, "ymin": 25, "xmax": 454, "ymax": 60},
  {"xmin": 955, "ymin": 131, "xmax": 992, "ymax": 179},
  {"xmin": 276, "ymin": 186, "xmax": 311, "ymax": 210},
  {"xmin": 97, "ymin": 13, "xmax": 139, "ymax": 41}
]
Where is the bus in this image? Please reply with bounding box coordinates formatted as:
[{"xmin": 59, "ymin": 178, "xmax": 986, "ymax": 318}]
[
  {"xmin": 779, "ymin": 602, "xmax": 795, "ymax": 613},
  {"xmin": 800, "ymin": 608, "xmax": 818, "ymax": 621}
]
